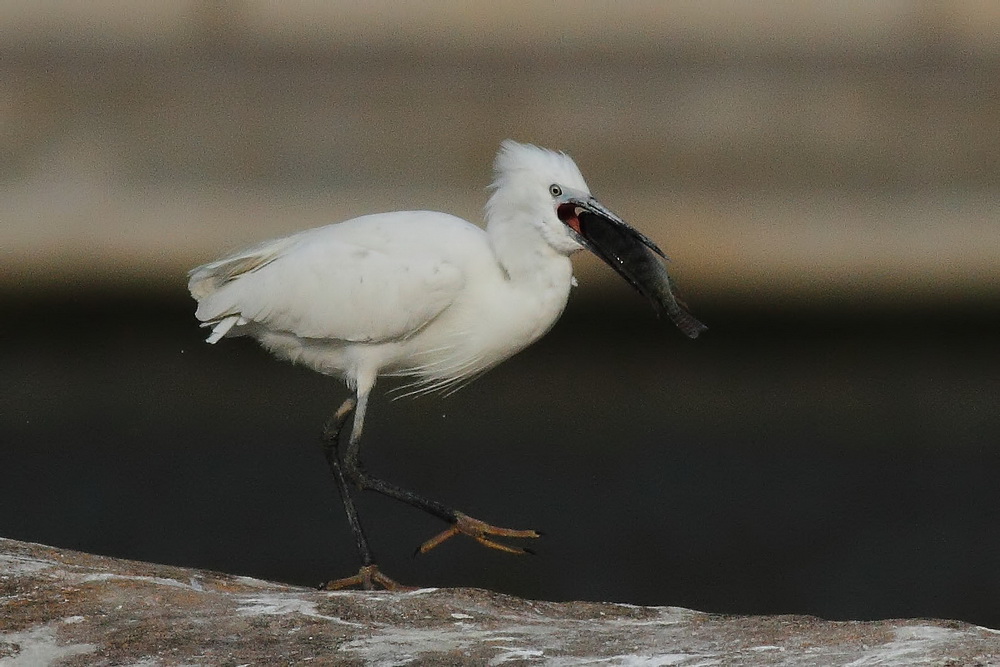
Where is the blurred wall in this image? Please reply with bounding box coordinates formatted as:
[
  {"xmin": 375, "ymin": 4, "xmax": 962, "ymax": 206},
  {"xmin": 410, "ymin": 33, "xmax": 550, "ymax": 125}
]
[{"xmin": 2, "ymin": 1, "xmax": 998, "ymax": 304}]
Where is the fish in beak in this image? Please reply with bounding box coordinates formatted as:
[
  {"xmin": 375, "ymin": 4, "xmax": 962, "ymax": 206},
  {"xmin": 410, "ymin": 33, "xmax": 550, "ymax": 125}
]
[{"xmin": 557, "ymin": 197, "xmax": 708, "ymax": 339}]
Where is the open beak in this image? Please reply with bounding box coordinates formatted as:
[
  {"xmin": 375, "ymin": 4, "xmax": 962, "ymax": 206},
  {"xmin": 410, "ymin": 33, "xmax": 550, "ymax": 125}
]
[{"xmin": 558, "ymin": 197, "xmax": 707, "ymax": 339}]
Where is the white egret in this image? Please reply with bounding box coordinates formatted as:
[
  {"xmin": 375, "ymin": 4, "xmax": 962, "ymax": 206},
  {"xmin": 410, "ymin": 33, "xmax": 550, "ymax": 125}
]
[{"xmin": 188, "ymin": 140, "xmax": 706, "ymax": 590}]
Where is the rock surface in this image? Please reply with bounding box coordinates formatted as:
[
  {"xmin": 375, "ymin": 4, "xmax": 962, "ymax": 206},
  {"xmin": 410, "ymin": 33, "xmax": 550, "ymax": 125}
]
[{"xmin": 1, "ymin": 537, "xmax": 998, "ymax": 666}]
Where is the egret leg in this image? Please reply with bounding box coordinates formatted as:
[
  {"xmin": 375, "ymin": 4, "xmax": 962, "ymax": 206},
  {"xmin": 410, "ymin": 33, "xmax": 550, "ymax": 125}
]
[
  {"xmin": 318, "ymin": 397, "xmax": 409, "ymax": 591},
  {"xmin": 342, "ymin": 390, "xmax": 540, "ymax": 556}
]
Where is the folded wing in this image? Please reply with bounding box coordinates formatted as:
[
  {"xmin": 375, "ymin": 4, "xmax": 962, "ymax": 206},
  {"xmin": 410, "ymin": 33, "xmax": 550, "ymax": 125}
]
[{"xmin": 188, "ymin": 214, "xmax": 467, "ymax": 345}]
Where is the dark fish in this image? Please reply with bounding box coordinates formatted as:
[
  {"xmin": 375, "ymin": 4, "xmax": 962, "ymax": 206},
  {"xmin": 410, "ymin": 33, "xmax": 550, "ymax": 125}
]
[{"xmin": 567, "ymin": 205, "xmax": 707, "ymax": 339}]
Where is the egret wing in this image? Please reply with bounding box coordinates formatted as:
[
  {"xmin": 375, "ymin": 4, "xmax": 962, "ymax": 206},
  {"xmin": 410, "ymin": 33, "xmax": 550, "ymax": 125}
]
[{"xmin": 189, "ymin": 214, "xmax": 470, "ymax": 344}]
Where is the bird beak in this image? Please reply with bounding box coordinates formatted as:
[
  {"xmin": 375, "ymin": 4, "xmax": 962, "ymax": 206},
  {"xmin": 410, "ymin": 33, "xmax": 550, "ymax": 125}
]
[{"xmin": 557, "ymin": 197, "xmax": 708, "ymax": 339}]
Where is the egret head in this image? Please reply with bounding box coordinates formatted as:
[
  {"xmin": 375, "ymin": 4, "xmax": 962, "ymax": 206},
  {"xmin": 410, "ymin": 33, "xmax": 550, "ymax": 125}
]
[
  {"xmin": 487, "ymin": 140, "xmax": 707, "ymax": 339},
  {"xmin": 487, "ymin": 140, "xmax": 594, "ymax": 254}
]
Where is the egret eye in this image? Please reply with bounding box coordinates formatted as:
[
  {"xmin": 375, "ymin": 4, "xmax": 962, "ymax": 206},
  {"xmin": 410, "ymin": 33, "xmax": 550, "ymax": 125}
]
[{"xmin": 548, "ymin": 184, "xmax": 562, "ymax": 198}]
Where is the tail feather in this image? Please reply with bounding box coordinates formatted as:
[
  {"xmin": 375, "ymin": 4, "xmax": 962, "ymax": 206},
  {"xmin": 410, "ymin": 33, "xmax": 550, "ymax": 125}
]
[
  {"xmin": 203, "ymin": 314, "xmax": 246, "ymax": 344},
  {"xmin": 188, "ymin": 235, "xmax": 300, "ymax": 342}
]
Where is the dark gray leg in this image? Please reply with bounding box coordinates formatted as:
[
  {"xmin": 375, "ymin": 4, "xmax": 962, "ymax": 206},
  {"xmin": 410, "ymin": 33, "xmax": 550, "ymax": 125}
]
[
  {"xmin": 340, "ymin": 391, "xmax": 540, "ymax": 556},
  {"xmin": 321, "ymin": 397, "xmax": 374, "ymax": 566},
  {"xmin": 318, "ymin": 396, "xmax": 407, "ymax": 591}
]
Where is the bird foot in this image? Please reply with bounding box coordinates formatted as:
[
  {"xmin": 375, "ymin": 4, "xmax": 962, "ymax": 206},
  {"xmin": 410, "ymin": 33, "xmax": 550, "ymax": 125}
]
[
  {"xmin": 416, "ymin": 511, "xmax": 541, "ymax": 555},
  {"xmin": 319, "ymin": 564, "xmax": 415, "ymax": 592}
]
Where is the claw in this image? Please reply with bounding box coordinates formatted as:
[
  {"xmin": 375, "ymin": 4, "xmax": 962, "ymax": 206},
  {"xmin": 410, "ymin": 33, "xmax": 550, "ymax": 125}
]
[
  {"xmin": 320, "ymin": 564, "xmax": 415, "ymax": 591},
  {"xmin": 416, "ymin": 512, "xmax": 541, "ymax": 555}
]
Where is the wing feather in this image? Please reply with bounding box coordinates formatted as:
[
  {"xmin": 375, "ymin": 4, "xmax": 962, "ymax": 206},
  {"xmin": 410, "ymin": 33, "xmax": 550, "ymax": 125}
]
[{"xmin": 188, "ymin": 212, "xmax": 476, "ymax": 344}]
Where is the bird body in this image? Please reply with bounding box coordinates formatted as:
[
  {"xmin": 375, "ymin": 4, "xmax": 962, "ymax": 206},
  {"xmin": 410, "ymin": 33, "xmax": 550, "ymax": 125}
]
[
  {"xmin": 190, "ymin": 207, "xmax": 574, "ymax": 395},
  {"xmin": 189, "ymin": 140, "xmax": 705, "ymax": 589}
]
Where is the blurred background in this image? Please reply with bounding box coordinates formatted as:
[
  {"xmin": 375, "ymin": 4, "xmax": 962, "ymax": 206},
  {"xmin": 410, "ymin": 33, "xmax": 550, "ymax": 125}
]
[{"xmin": 3, "ymin": 1, "xmax": 999, "ymax": 627}]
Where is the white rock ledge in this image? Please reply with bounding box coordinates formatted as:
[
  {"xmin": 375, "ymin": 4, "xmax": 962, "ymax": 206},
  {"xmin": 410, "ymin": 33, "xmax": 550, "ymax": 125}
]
[{"xmin": 1, "ymin": 537, "xmax": 997, "ymax": 666}]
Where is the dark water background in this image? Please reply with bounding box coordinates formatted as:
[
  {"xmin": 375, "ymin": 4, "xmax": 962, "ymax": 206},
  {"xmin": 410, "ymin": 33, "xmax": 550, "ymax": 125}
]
[{"xmin": 3, "ymin": 289, "xmax": 998, "ymax": 627}]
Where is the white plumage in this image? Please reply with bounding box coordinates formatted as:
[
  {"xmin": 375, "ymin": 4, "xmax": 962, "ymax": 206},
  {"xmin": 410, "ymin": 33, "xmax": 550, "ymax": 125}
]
[
  {"xmin": 189, "ymin": 141, "xmax": 590, "ymax": 397},
  {"xmin": 188, "ymin": 140, "xmax": 704, "ymax": 589}
]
